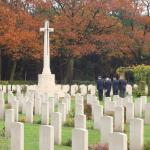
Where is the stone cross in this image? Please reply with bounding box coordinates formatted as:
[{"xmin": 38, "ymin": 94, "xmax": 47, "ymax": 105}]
[{"xmin": 40, "ymin": 20, "xmax": 54, "ymax": 74}]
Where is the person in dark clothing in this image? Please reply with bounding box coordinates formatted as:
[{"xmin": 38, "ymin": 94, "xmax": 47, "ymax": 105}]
[
  {"xmin": 112, "ymin": 77, "xmax": 119, "ymax": 95},
  {"xmin": 105, "ymin": 78, "xmax": 111, "ymax": 97},
  {"xmin": 119, "ymin": 79, "xmax": 127, "ymax": 98},
  {"xmin": 97, "ymin": 76, "xmax": 104, "ymax": 101}
]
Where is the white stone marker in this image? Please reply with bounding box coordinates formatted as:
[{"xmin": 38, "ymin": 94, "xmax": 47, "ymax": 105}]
[
  {"xmin": 11, "ymin": 122, "xmax": 24, "ymax": 150},
  {"xmin": 51, "ymin": 112, "xmax": 62, "ymax": 145},
  {"xmin": 100, "ymin": 116, "xmax": 113, "ymax": 144},
  {"xmin": 109, "ymin": 132, "xmax": 127, "ymax": 150},
  {"xmin": 108, "ymin": 101, "xmax": 116, "ymax": 112},
  {"xmin": 5, "ymin": 109, "xmax": 15, "ymax": 137},
  {"xmin": 145, "ymin": 103, "xmax": 150, "ymax": 125},
  {"xmin": 104, "ymin": 98, "xmax": 111, "ymax": 114},
  {"xmin": 112, "ymin": 95, "xmax": 119, "ymax": 101},
  {"xmin": 40, "ymin": 20, "xmax": 54, "ymax": 74},
  {"xmin": 87, "ymin": 94, "xmax": 93, "ymax": 105},
  {"xmin": 115, "ymin": 98, "xmax": 123, "ymax": 107},
  {"xmin": 66, "ymin": 94, "xmax": 71, "ymax": 111},
  {"xmin": 17, "ymin": 94, "xmax": 23, "ymax": 113},
  {"xmin": 130, "ymin": 118, "xmax": 144, "ymax": 150},
  {"xmin": 93, "ymin": 105, "xmax": 103, "ymax": 129},
  {"xmin": 63, "ymin": 96, "xmax": 69, "ymax": 114},
  {"xmin": 58, "ymin": 103, "xmax": 66, "ymax": 123},
  {"xmin": 75, "ymin": 114, "xmax": 86, "ymax": 129},
  {"xmin": 75, "ymin": 95, "xmax": 84, "ymax": 106},
  {"xmin": 11, "ymin": 99, "xmax": 19, "ymax": 121},
  {"xmin": 26, "ymin": 101, "xmax": 33, "ymax": 123},
  {"xmin": 22, "ymin": 98, "xmax": 27, "ymax": 114},
  {"xmin": 114, "ymin": 107, "xmax": 124, "ymax": 132},
  {"xmin": 39, "ymin": 125, "xmax": 54, "ymax": 150},
  {"xmin": 75, "ymin": 104, "xmax": 84, "ymax": 115},
  {"xmin": 72, "ymin": 128, "xmax": 88, "ymax": 150},
  {"xmin": 140, "ymin": 96, "xmax": 147, "ymax": 112},
  {"xmin": 134, "ymin": 99, "xmax": 142, "ymax": 118},
  {"xmin": 41, "ymin": 102, "xmax": 49, "ymax": 125},
  {"xmin": 125, "ymin": 102, "xmax": 134, "ymax": 123},
  {"xmin": 35, "ymin": 97, "xmax": 41, "ymax": 115},
  {"xmin": 0, "ymin": 95, "xmax": 4, "ymax": 119},
  {"xmin": 48, "ymin": 99, "xmax": 54, "ymax": 116}
]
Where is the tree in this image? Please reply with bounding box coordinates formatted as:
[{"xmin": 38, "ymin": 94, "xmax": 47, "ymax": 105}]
[
  {"xmin": 47, "ymin": 0, "xmax": 134, "ymax": 83},
  {"xmin": 0, "ymin": 2, "xmax": 42, "ymax": 80}
]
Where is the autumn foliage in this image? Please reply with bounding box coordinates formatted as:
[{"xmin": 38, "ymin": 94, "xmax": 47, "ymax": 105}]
[{"xmin": 0, "ymin": 0, "xmax": 150, "ymax": 81}]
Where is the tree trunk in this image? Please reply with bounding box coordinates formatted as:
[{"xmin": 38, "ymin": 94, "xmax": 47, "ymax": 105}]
[
  {"xmin": 65, "ymin": 57, "xmax": 74, "ymax": 84},
  {"xmin": 0, "ymin": 49, "xmax": 2, "ymax": 81},
  {"xmin": 10, "ymin": 61, "xmax": 17, "ymax": 81}
]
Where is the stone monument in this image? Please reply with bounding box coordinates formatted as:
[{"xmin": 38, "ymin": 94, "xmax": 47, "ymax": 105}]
[{"xmin": 37, "ymin": 20, "xmax": 61, "ymax": 97}]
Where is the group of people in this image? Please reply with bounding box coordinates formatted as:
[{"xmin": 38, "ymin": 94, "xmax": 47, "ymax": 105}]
[{"xmin": 97, "ymin": 76, "xmax": 127, "ymax": 100}]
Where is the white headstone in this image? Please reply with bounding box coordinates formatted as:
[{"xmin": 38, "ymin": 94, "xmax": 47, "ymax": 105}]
[
  {"xmin": 93, "ymin": 105, "xmax": 103, "ymax": 129},
  {"xmin": 51, "ymin": 112, "xmax": 62, "ymax": 145},
  {"xmin": 5, "ymin": 109, "xmax": 15, "ymax": 137},
  {"xmin": 75, "ymin": 94, "xmax": 84, "ymax": 106},
  {"xmin": 75, "ymin": 114, "xmax": 86, "ymax": 129},
  {"xmin": 58, "ymin": 103, "xmax": 66, "ymax": 123},
  {"xmin": 134, "ymin": 99, "xmax": 142, "ymax": 118},
  {"xmin": 11, "ymin": 99, "xmax": 19, "ymax": 121},
  {"xmin": 100, "ymin": 116, "xmax": 113, "ymax": 144},
  {"xmin": 104, "ymin": 98, "xmax": 111, "ymax": 114},
  {"xmin": 39, "ymin": 125, "xmax": 54, "ymax": 150},
  {"xmin": 114, "ymin": 107, "xmax": 124, "ymax": 132},
  {"xmin": 35, "ymin": 97, "xmax": 41, "ymax": 115},
  {"xmin": 109, "ymin": 132, "xmax": 127, "ymax": 150},
  {"xmin": 11, "ymin": 122, "xmax": 24, "ymax": 150},
  {"xmin": 130, "ymin": 118, "xmax": 144, "ymax": 150},
  {"xmin": 41, "ymin": 102, "xmax": 49, "ymax": 125},
  {"xmin": 140, "ymin": 96, "xmax": 147, "ymax": 112},
  {"xmin": 145, "ymin": 103, "xmax": 150, "ymax": 125},
  {"xmin": 0, "ymin": 94, "xmax": 4, "ymax": 119},
  {"xmin": 75, "ymin": 104, "xmax": 84, "ymax": 115},
  {"xmin": 125, "ymin": 102, "xmax": 134, "ymax": 123},
  {"xmin": 87, "ymin": 94, "xmax": 93, "ymax": 105},
  {"xmin": 72, "ymin": 128, "xmax": 88, "ymax": 150},
  {"xmin": 48, "ymin": 99, "xmax": 54, "ymax": 116},
  {"xmin": 26, "ymin": 101, "xmax": 33, "ymax": 123}
]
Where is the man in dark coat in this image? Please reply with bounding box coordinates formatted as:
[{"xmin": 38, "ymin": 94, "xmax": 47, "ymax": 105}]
[
  {"xmin": 112, "ymin": 77, "xmax": 119, "ymax": 95},
  {"xmin": 119, "ymin": 79, "xmax": 127, "ymax": 98},
  {"xmin": 105, "ymin": 78, "xmax": 111, "ymax": 97},
  {"xmin": 97, "ymin": 76, "xmax": 104, "ymax": 101}
]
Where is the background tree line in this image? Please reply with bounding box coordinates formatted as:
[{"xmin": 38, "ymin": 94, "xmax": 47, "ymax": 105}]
[{"xmin": 0, "ymin": 0, "xmax": 150, "ymax": 84}]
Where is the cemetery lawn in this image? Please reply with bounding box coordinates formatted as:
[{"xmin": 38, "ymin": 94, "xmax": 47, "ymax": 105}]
[
  {"xmin": 0, "ymin": 119, "xmax": 100, "ymax": 150},
  {"xmin": 0, "ymin": 96, "xmax": 150, "ymax": 150}
]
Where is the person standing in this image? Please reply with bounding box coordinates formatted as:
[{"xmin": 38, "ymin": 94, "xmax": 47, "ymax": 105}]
[
  {"xmin": 112, "ymin": 77, "xmax": 119, "ymax": 95},
  {"xmin": 105, "ymin": 78, "xmax": 111, "ymax": 97},
  {"xmin": 97, "ymin": 76, "xmax": 104, "ymax": 101},
  {"xmin": 119, "ymin": 77, "xmax": 127, "ymax": 98}
]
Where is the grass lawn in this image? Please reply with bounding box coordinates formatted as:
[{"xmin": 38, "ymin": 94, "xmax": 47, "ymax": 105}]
[
  {"xmin": 0, "ymin": 95, "xmax": 150, "ymax": 150},
  {"xmin": 0, "ymin": 120, "xmax": 100, "ymax": 150}
]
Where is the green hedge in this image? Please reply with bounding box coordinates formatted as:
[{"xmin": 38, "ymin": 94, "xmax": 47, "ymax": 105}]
[
  {"xmin": 0, "ymin": 80, "xmax": 37, "ymax": 85},
  {"xmin": 117, "ymin": 64, "xmax": 150, "ymax": 83}
]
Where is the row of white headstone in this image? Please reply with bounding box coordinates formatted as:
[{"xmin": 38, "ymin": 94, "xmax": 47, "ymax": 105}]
[
  {"xmin": 69, "ymin": 93, "xmax": 147, "ymax": 150},
  {"xmin": 90, "ymin": 94, "xmax": 149, "ymax": 150},
  {"xmin": 1, "ymin": 90, "xmax": 149, "ymax": 150},
  {"xmin": 1, "ymin": 83, "xmax": 144, "ymax": 98},
  {"xmin": 3, "ymin": 92, "xmax": 72, "ymax": 150},
  {"xmin": 0, "ymin": 83, "xmax": 96, "ymax": 96}
]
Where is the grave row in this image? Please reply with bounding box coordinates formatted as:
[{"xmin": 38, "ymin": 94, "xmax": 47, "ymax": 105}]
[{"xmin": 0, "ymin": 90, "xmax": 150, "ymax": 150}]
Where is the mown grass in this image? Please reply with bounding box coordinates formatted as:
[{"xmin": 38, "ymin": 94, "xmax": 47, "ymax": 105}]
[
  {"xmin": 0, "ymin": 120, "xmax": 100, "ymax": 150},
  {"xmin": 0, "ymin": 97, "xmax": 100, "ymax": 150},
  {"xmin": 0, "ymin": 95, "xmax": 150, "ymax": 150}
]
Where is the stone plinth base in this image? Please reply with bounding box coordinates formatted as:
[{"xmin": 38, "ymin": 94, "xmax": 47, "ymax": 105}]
[{"xmin": 37, "ymin": 74, "xmax": 64, "ymax": 97}]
